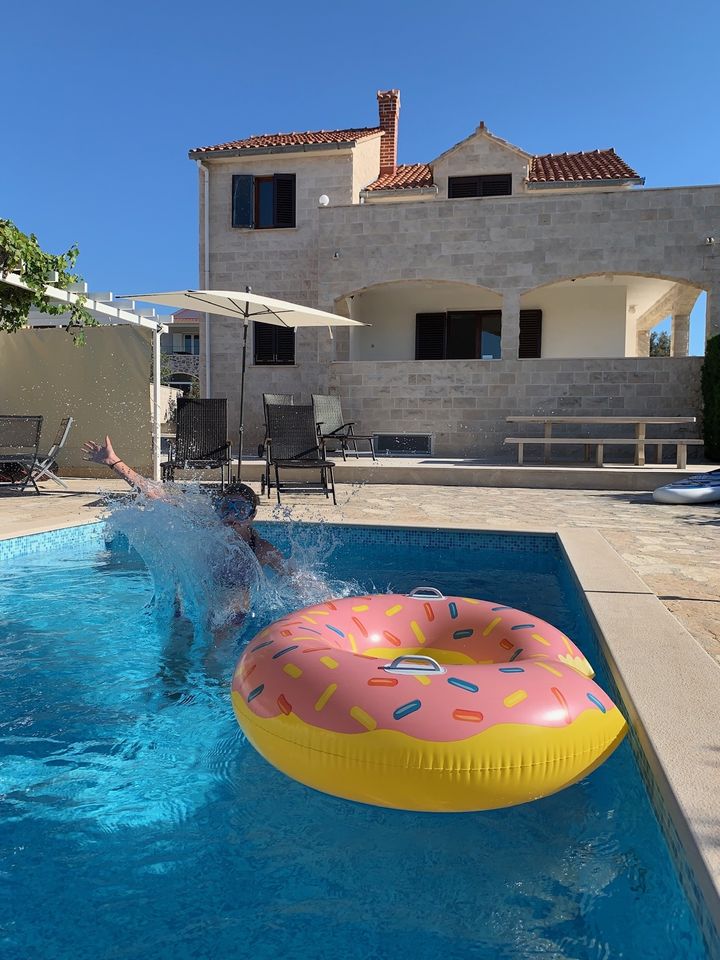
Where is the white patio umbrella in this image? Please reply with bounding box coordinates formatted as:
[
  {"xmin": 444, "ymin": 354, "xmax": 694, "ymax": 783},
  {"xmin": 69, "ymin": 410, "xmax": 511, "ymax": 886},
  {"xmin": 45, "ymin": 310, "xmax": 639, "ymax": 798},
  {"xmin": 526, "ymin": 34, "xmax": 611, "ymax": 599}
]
[{"xmin": 124, "ymin": 288, "xmax": 364, "ymax": 481}]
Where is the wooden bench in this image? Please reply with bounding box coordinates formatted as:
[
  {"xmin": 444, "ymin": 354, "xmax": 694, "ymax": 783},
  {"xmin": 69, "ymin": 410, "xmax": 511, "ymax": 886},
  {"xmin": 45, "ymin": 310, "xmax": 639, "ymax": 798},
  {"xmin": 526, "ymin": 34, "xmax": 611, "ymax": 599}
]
[{"xmin": 504, "ymin": 436, "xmax": 704, "ymax": 468}]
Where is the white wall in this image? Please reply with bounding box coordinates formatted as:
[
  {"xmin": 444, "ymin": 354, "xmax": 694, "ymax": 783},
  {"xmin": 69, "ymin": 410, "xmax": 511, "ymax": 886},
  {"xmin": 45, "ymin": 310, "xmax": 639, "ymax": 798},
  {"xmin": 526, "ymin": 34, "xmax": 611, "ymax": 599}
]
[
  {"xmin": 521, "ymin": 284, "xmax": 628, "ymax": 357},
  {"xmin": 349, "ymin": 282, "xmax": 502, "ymax": 360}
]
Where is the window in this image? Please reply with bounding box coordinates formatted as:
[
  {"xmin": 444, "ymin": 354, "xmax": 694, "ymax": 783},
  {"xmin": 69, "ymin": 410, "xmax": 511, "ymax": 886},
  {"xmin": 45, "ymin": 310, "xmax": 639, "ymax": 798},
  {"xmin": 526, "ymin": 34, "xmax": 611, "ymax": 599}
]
[
  {"xmin": 170, "ymin": 333, "xmax": 199, "ymax": 355},
  {"xmin": 232, "ymin": 174, "xmax": 296, "ymax": 229},
  {"xmin": 518, "ymin": 310, "xmax": 543, "ymax": 359},
  {"xmin": 253, "ymin": 321, "xmax": 295, "ymax": 365},
  {"xmin": 448, "ymin": 174, "xmax": 512, "ymax": 198},
  {"xmin": 415, "ymin": 311, "xmax": 502, "ymax": 360}
]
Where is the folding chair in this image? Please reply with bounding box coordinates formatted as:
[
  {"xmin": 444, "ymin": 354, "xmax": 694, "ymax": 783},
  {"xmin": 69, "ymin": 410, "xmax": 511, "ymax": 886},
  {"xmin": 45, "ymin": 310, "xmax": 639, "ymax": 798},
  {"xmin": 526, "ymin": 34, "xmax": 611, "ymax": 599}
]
[
  {"xmin": 265, "ymin": 404, "xmax": 336, "ymax": 505},
  {"xmin": 0, "ymin": 416, "xmax": 43, "ymax": 494},
  {"xmin": 162, "ymin": 398, "xmax": 232, "ymax": 489},
  {"xmin": 31, "ymin": 416, "xmax": 74, "ymax": 489},
  {"xmin": 311, "ymin": 394, "xmax": 377, "ymax": 461}
]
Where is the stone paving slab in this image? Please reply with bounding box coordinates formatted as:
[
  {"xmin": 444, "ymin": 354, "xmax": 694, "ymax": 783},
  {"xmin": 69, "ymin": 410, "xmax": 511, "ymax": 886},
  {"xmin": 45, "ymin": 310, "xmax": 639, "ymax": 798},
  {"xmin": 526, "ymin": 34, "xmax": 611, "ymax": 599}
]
[{"xmin": 1, "ymin": 477, "xmax": 718, "ymax": 665}]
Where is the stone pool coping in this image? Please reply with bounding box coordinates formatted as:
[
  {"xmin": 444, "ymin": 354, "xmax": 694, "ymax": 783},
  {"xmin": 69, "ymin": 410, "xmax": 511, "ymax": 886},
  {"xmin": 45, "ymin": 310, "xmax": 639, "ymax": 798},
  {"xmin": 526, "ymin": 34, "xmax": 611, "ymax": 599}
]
[{"xmin": 1, "ymin": 517, "xmax": 718, "ymax": 954}]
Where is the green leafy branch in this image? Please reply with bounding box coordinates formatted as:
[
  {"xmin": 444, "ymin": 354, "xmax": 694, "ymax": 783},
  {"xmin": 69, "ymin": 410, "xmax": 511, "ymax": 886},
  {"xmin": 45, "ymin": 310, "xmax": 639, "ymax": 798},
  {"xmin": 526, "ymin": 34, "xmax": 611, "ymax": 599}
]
[{"xmin": 0, "ymin": 219, "xmax": 96, "ymax": 342}]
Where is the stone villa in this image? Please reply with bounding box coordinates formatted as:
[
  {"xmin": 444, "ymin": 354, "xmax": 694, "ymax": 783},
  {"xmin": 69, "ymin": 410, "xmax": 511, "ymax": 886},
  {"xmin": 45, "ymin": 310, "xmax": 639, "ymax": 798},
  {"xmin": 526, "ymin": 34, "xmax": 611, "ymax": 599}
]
[{"xmin": 188, "ymin": 90, "xmax": 719, "ymax": 457}]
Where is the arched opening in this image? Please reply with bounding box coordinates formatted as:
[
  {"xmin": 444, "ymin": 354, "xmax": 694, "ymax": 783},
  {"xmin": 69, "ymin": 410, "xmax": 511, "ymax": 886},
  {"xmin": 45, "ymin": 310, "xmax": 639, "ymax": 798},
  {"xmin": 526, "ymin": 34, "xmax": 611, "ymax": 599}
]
[
  {"xmin": 162, "ymin": 372, "xmax": 199, "ymax": 397},
  {"xmin": 520, "ymin": 274, "xmax": 704, "ymax": 359},
  {"xmin": 337, "ymin": 279, "xmax": 502, "ymax": 362}
]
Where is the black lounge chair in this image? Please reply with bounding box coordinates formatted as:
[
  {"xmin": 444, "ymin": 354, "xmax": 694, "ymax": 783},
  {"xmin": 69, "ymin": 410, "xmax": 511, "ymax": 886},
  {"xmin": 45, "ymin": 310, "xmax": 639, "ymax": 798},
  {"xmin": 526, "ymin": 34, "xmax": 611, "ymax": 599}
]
[
  {"xmin": 260, "ymin": 393, "xmax": 296, "ymax": 495},
  {"xmin": 0, "ymin": 415, "xmax": 43, "ymax": 494},
  {"xmin": 265, "ymin": 403, "xmax": 336, "ymax": 505},
  {"xmin": 162, "ymin": 398, "xmax": 232, "ymax": 489},
  {"xmin": 312, "ymin": 394, "xmax": 377, "ymax": 461}
]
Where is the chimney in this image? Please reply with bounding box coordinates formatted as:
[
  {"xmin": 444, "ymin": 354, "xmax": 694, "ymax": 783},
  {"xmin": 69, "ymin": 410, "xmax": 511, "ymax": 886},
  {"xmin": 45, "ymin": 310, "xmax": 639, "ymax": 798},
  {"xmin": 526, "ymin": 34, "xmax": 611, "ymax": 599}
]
[{"xmin": 377, "ymin": 89, "xmax": 400, "ymax": 175}]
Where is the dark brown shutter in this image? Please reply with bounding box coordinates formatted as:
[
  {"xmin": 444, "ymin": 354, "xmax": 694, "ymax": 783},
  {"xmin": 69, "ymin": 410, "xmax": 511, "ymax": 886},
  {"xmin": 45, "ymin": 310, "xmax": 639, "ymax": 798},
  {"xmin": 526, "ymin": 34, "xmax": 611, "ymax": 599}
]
[
  {"xmin": 273, "ymin": 174, "xmax": 296, "ymax": 228},
  {"xmin": 232, "ymin": 175, "xmax": 254, "ymax": 227},
  {"xmin": 448, "ymin": 176, "xmax": 480, "ymax": 199},
  {"xmin": 253, "ymin": 322, "xmax": 275, "ymax": 363},
  {"xmin": 415, "ymin": 313, "xmax": 447, "ymax": 359},
  {"xmin": 518, "ymin": 309, "xmax": 542, "ymax": 359},
  {"xmin": 448, "ymin": 174, "xmax": 512, "ymax": 198},
  {"xmin": 254, "ymin": 322, "xmax": 295, "ymax": 364},
  {"xmin": 479, "ymin": 174, "xmax": 511, "ymax": 196},
  {"xmin": 274, "ymin": 326, "xmax": 295, "ymax": 363}
]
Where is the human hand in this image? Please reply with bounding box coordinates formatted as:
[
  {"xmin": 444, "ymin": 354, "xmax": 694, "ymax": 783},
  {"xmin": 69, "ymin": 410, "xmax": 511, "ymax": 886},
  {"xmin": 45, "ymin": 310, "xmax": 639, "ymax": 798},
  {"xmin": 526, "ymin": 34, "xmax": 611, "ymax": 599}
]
[{"xmin": 81, "ymin": 435, "xmax": 118, "ymax": 467}]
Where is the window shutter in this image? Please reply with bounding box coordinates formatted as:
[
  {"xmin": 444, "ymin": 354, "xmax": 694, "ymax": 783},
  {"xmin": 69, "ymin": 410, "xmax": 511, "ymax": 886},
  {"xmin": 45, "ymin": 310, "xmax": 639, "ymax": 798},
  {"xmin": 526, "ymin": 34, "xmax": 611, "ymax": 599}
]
[
  {"xmin": 232, "ymin": 175, "xmax": 254, "ymax": 227},
  {"xmin": 274, "ymin": 326, "xmax": 295, "ymax": 363},
  {"xmin": 518, "ymin": 310, "xmax": 542, "ymax": 359},
  {"xmin": 253, "ymin": 322, "xmax": 275, "ymax": 363},
  {"xmin": 448, "ymin": 176, "xmax": 480, "ymax": 199},
  {"xmin": 480, "ymin": 174, "xmax": 512, "ymax": 196},
  {"xmin": 415, "ymin": 313, "xmax": 447, "ymax": 359},
  {"xmin": 273, "ymin": 174, "xmax": 296, "ymax": 228}
]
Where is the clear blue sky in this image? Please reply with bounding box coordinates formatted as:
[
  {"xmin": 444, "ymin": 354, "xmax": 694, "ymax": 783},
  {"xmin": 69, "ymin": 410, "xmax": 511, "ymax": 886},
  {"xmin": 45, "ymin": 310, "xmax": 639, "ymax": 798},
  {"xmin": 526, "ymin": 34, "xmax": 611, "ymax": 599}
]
[{"xmin": 4, "ymin": 0, "xmax": 717, "ymax": 353}]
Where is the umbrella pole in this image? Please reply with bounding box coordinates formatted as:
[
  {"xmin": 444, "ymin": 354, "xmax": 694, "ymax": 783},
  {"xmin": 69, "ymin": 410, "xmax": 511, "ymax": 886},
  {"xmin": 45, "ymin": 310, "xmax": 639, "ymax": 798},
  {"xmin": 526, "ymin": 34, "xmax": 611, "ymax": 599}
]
[
  {"xmin": 236, "ymin": 286, "xmax": 251, "ymax": 482},
  {"xmin": 237, "ymin": 317, "xmax": 249, "ymax": 482}
]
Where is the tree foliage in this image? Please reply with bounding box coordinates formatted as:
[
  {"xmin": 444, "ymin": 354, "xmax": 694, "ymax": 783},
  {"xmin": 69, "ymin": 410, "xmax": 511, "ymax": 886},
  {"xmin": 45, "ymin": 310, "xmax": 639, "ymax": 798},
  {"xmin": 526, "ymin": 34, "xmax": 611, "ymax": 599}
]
[
  {"xmin": 701, "ymin": 334, "xmax": 720, "ymax": 461},
  {"xmin": 0, "ymin": 219, "xmax": 96, "ymax": 342},
  {"xmin": 649, "ymin": 330, "xmax": 671, "ymax": 356}
]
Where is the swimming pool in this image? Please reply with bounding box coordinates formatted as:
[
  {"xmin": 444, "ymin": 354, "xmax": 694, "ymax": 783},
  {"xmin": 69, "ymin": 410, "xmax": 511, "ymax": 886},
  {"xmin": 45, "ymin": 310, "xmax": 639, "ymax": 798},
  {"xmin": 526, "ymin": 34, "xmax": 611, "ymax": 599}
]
[{"xmin": 0, "ymin": 521, "xmax": 708, "ymax": 959}]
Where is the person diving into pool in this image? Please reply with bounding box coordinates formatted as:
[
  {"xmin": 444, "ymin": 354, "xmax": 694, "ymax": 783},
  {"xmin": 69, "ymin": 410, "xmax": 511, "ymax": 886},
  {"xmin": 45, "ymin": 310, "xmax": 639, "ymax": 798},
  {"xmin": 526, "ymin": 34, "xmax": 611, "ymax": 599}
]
[
  {"xmin": 82, "ymin": 434, "xmax": 312, "ymax": 648},
  {"xmin": 81, "ymin": 434, "xmax": 286, "ymax": 573}
]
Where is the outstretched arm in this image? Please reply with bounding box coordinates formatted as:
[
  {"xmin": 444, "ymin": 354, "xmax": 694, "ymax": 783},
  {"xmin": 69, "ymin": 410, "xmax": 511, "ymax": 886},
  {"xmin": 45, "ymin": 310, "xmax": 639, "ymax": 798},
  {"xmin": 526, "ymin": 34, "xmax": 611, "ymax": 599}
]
[{"xmin": 82, "ymin": 435, "xmax": 164, "ymax": 498}]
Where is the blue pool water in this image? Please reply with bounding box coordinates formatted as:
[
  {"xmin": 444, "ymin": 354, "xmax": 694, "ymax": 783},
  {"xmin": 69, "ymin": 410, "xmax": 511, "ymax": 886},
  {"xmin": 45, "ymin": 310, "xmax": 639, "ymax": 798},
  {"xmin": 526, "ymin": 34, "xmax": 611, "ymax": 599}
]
[{"xmin": 0, "ymin": 521, "xmax": 708, "ymax": 960}]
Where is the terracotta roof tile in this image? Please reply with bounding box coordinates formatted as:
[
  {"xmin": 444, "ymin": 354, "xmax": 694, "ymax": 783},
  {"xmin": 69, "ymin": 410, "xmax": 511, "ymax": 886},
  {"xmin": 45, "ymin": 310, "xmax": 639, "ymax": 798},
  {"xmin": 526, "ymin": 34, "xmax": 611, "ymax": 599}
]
[
  {"xmin": 528, "ymin": 149, "xmax": 640, "ymax": 183},
  {"xmin": 364, "ymin": 163, "xmax": 434, "ymax": 191},
  {"xmin": 191, "ymin": 127, "xmax": 382, "ymax": 154}
]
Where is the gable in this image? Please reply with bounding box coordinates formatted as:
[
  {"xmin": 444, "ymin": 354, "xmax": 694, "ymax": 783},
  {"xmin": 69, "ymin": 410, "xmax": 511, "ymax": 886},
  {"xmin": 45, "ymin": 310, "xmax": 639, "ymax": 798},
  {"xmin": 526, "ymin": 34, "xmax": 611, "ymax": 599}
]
[{"xmin": 432, "ymin": 125, "xmax": 530, "ymax": 199}]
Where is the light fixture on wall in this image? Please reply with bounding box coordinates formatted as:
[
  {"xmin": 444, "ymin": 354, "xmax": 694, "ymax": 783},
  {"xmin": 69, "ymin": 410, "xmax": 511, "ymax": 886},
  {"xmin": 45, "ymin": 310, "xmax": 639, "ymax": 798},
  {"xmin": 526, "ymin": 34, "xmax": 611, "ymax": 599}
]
[
  {"xmin": 318, "ymin": 195, "xmax": 330, "ymax": 207},
  {"xmin": 333, "ymin": 251, "xmax": 341, "ymax": 260},
  {"xmin": 705, "ymin": 236, "xmax": 716, "ymax": 245}
]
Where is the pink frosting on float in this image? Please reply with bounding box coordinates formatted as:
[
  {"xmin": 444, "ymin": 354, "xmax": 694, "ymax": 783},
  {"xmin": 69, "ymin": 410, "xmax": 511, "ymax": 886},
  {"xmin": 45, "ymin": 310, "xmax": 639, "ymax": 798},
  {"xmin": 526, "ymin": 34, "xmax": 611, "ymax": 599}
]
[{"xmin": 232, "ymin": 594, "xmax": 618, "ymax": 742}]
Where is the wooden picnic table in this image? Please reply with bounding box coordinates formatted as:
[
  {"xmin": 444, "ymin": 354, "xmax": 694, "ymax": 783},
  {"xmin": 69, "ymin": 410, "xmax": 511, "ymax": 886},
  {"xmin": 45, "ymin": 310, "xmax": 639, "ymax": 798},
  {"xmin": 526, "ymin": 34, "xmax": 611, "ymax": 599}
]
[{"xmin": 505, "ymin": 415, "xmax": 698, "ymax": 467}]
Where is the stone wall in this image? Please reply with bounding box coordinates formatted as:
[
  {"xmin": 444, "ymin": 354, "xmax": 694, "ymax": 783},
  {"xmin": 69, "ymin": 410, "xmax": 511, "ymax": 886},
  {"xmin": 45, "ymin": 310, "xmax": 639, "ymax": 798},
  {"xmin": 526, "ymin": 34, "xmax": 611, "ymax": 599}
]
[
  {"xmin": 328, "ymin": 356, "xmax": 704, "ymax": 460},
  {"xmin": 316, "ymin": 184, "xmax": 720, "ymax": 346}
]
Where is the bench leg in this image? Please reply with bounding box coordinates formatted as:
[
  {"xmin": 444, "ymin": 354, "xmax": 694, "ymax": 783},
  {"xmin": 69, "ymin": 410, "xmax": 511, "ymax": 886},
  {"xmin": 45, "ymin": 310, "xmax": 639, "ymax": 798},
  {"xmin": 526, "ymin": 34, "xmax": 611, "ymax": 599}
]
[
  {"xmin": 677, "ymin": 443, "xmax": 687, "ymax": 469},
  {"xmin": 543, "ymin": 423, "xmax": 551, "ymax": 464},
  {"xmin": 596, "ymin": 443, "xmax": 604, "ymax": 467},
  {"xmin": 517, "ymin": 442, "xmax": 524, "ymax": 466},
  {"xmin": 656, "ymin": 442, "xmax": 663, "ymax": 465},
  {"xmin": 635, "ymin": 423, "xmax": 646, "ymax": 466}
]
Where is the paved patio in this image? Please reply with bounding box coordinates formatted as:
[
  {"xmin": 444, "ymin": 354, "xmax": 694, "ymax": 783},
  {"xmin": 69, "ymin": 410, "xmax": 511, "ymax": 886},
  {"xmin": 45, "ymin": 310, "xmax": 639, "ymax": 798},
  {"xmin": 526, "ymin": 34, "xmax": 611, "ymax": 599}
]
[{"xmin": 1, "ymin": 477, "xmax": 718, "ymax": 666}]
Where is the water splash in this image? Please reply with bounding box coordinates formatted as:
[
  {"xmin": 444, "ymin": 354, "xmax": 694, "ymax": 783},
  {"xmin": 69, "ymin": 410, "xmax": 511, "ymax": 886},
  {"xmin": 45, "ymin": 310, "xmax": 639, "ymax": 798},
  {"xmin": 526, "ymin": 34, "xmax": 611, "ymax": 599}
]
[{"xmin": 102, "ymin": 485, "xmax": 362, "ymax": 651}]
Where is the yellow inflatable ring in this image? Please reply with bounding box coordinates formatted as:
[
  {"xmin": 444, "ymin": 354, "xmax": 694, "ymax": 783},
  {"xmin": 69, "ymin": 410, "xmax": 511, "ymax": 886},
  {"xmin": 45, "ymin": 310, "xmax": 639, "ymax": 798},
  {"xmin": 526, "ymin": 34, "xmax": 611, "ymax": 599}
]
[{"xmin": 231, "ymin": 589, "xmax": 627, "ymax": 811}]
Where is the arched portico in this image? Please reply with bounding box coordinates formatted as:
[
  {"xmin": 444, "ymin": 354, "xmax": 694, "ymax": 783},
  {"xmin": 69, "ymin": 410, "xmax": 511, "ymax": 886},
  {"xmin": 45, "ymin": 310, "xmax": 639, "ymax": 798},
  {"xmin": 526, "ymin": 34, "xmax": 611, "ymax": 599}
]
[{"xmin": 514, "ymin": 273, "xmax": 705, "ymax": 359}]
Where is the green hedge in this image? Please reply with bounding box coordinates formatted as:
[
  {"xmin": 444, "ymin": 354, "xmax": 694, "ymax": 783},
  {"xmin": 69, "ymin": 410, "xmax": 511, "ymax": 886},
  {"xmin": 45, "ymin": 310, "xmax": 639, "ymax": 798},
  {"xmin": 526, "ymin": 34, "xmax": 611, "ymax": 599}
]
[{"xmin": 701, "ymin": 334, "xmax": 720, "ymax": 461}]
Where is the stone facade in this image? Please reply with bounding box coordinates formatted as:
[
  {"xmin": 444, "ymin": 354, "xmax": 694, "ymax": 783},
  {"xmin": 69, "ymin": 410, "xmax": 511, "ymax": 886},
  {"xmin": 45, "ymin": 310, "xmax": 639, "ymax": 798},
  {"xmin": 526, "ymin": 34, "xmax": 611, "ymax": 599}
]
[{"xmin": 193, "ymin": 106, "xmax": 720, "ymax": 457}]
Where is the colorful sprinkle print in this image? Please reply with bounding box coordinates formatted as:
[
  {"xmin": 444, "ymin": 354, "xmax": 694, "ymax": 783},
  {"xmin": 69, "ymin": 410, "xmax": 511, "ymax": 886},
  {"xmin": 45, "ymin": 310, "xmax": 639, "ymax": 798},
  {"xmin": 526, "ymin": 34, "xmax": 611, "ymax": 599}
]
[
  {"xmin": 393, "ymin": 700, "xmax": 422, "ymax": 720},
  {"xmin": 232, "ymin": 593, "xmax": 620, "ymax": 744},
  {"xmin": 272, "ymin": 645, "xmax": 299, "ymax": 659}
]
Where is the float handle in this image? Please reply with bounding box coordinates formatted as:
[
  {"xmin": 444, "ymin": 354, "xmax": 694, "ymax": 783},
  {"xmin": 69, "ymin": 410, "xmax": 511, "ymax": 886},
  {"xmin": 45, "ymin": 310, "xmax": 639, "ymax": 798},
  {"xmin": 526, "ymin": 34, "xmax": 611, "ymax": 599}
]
[
  {"xmin": 382, "ymin": 655, "xmax": 446, "ymax": 675},
  {"xmin": 407, "ymin": 586, "xmax": 445, "ymax": 600}
]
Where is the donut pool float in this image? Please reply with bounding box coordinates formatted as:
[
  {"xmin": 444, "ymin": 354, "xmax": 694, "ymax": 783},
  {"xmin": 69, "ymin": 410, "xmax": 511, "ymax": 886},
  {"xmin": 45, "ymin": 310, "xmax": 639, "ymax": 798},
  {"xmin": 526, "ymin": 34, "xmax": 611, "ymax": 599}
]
[{"xmin": 231, "ymin": 588, "xmax": 627, "ymax": 812}]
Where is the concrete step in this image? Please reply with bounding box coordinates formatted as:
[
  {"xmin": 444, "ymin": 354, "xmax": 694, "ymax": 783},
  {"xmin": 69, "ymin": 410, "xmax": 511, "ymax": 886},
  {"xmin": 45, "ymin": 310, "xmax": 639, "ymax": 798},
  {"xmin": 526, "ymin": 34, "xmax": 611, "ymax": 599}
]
[{"xmin": 185, "ymin": 457, "xmax": 718, "ymax": 492}]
